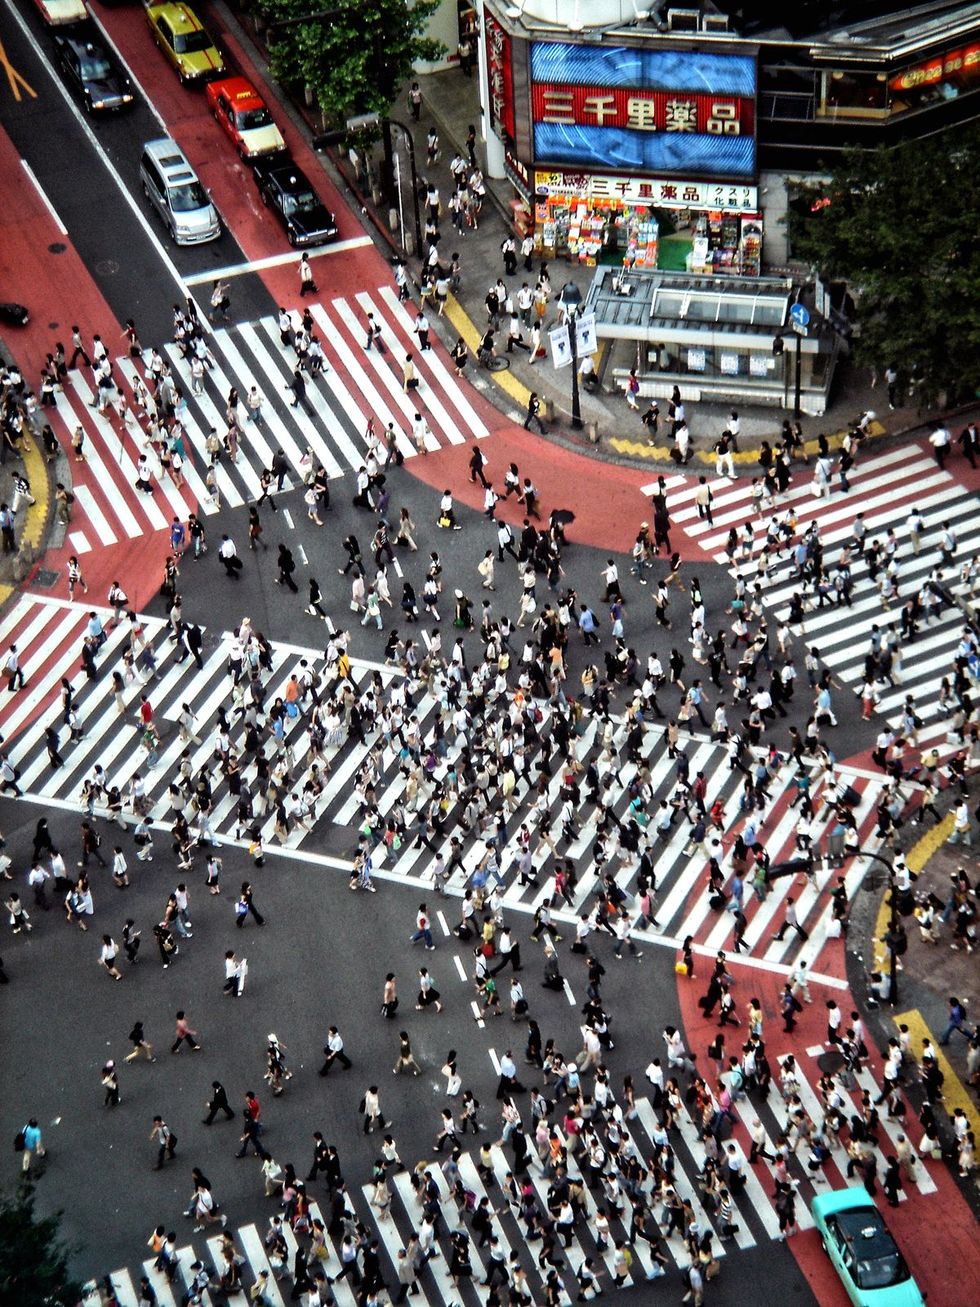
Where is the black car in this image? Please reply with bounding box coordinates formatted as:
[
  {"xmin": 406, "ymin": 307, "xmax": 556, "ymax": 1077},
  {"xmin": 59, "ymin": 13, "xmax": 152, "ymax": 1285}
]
[
  {"xmin": 253, "ymin": 157, "xmax": 337, "ymax": 247},
  {"xmin": 53, "ymin": 24, "xmax": 134, "ymax": 114},
  {"xmin": 0, "ymin": 302, "xmax": 29, "ymax": 327}
]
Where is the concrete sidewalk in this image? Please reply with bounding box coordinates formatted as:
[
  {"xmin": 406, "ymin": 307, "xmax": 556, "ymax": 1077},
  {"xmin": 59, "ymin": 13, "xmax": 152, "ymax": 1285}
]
[
  {"xmin": 387, "ymin": 68, "xmax": 959, "ymax": 470},
  {"xmin": 848, "ymin": 810, "xmax": 980, "ymax": 1207}
]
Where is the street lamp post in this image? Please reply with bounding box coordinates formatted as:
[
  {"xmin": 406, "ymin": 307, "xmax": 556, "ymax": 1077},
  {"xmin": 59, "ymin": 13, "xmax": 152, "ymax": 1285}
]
[
  {"xmin": 385, "ymin": 118, "xmax": 423, "ymax": 257},
  {"xmin": 559, "ymin": 281, "xmax": 584, "ymax": 430},
  {"xmin": 768, "ymin": 845, "xmax": 904, "ymax": 1004},
  {"xmin": 772, "ymin": 332, "xmax": 802, "ymax": 420}
]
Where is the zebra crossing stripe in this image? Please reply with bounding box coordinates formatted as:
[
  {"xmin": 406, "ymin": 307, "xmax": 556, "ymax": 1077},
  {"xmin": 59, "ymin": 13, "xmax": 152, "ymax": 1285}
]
[
  {"xmin": 359, "ymin": 290, "xmax": 466, "ymax": 447},
  {"xmin": 93, "ymin": 1049, "xmax": 942, "ymax": 1305},
  {"xmin": 253, "ymin": 316, "xmax": 363, "ymax": 476},
  {"xmin": 65, "ymin": 373, "xmax": 177, "ymax": 530},
  {"xmin": 53, "ymin": 389, "xmax": 144, "ymax": 539},
  {"xmin": 310, "ymin": 302, "xmax": 419, "ymax": 461},
  {"xmin": 378, "ymin": 285, "xmax": 488, "ymax": 439},
  {"xmin": 71, "ymin": 482, "xmax": 119, "ymax": 546}
]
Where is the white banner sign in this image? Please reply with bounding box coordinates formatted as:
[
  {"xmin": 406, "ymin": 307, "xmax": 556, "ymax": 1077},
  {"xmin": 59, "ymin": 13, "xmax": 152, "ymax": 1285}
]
[
  {"xmin": 549, "ymin": 324, "xmax": 572, "ymax": 369},
  {"xmin": 575, "ymin": 313, "xmax": 597, "ymax": 355},
  {"xmin": 534, "ymin": 170, "xmax": 758, "ymax": 214}
]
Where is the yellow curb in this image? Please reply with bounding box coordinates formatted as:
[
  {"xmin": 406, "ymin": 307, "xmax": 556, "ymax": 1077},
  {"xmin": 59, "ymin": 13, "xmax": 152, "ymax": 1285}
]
[
  {"xmin": 441, "ymin": 295, "xmax": 893, "ymax": 463},
  {"xmin": 610, "ymin": 418, "xmax": 888, "ymax": 464},
  {"xmin": 444, "ymin": 293, "xmax": 533, "ymax": 411},
  {"xmin": 892, "ymin": 1006, "xmax": 980, "ymax": 1142},
  {"xmin": 872, "ymin": 815, "xmax": 954, "ymax": 971},
  {"xmin": 20, "ymin": 429, "xmax": 48, "ymax": 553}
]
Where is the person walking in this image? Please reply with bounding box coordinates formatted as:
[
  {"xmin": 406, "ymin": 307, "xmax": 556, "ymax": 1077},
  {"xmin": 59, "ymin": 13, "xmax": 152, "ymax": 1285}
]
[
  {"xmin": 19, "ymin": 1118, "xmax": 45, "ymax": 1175},
  {"xmin": 170, "ymin": 1010, "xmax": 202, "ymax": 1054},
  {"xmin": 523, "ymin": 392, "xmax": 546, "ymax": 433},
  {"xmin": 320, "ymin": 1026, "xmax": 352, "ymax": 1074},
  {"xmin": 299, "ymin": 253, "xmax": 318, "ymax": 297},
  {"xmin": 774, "ymin": 897, "xmax": 809, "ymax": 942},
  {"xmin": 125, "ymin": 1021, "xmax": 155, "ymax": 1063},
  {"xmin": 360, "ymin": 1085, "xmax": 389, "ymax": 1134},
  {"xmin": 276, "ymin": 544, "xmax": 299, "ymax": 593},
  {"xmin": 149, "ymin": 1115, "xmax": 177, "ymax": 1169},
  {"xmin": 203, "ymin": 1081, "xmax": 235, "ymax": 1124},
  {"xmin": 393, "ymin": 1030, "xmax": 422, "ymax": 1076}
]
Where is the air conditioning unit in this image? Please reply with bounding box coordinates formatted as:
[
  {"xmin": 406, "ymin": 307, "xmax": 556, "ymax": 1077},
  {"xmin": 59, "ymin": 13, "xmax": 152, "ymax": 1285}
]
[
  {"xmin": 702, "ymin": 13, "xmax": 729, "ymax": 31},
  {"xmin": 666, "ymin": 8, "xmax": 700, "ymax": 32}
]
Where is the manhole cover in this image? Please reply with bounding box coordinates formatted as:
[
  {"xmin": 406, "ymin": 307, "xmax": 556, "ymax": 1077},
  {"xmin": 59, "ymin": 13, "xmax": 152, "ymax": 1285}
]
[
  {"xmin": 48, "ymin": 242, "xmax": 66, "ymax": 255},
  {"xmin": 34, "ymin": 569, "xmax": 60, "ymax": 589},
  {"xmin": 95, "ymin": 259, "xmax": 119, "ymax": 276}
]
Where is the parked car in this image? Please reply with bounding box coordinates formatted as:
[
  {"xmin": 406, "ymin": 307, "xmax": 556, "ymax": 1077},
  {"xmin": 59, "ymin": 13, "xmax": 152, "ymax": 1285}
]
[
  {"xmin": 53, "ymin": 23, "xmax": 134, "ymax": 114},
  {"xmin": 206, "ymin": 76, "xmax": 286, "ymax": 161},
  {"xmin": 145, "ymin": 2, "xmax": 224, "ymax": 85},
  {"xmin": 0, "ymin": 303, "xmax": 29, "ymax": 327},
  {"xmin": 33, "ymin": 0, "xmax": 88, "ymax": 26},
  {"xmin": 811, "ymin": 1189, "xmax": 926, "ymax": 1306},
  {"xmin": 252, "ymin": 157, "xmax": 337, "ymax": 247},
  {"xmin": 139, "ymin": 137, "xmax": 220, "ymax": 245}
]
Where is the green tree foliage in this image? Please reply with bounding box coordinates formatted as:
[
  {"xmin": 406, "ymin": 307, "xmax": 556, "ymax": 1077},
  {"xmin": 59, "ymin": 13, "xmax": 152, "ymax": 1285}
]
[
  {"xmin": 0, "ymin": 1185, "xmax": 81, "ymax": 1307},
  {"xmin": 788, "ymin": 124, "xmax": 980, "ymax": 404},
  {"xmin": 261, "ymin": 0, "xmax": 444, "ymax": 122}
]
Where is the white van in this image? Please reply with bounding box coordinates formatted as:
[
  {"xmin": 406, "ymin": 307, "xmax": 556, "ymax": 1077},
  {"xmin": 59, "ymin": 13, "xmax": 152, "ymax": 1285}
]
[{"xmin": 139, "ymin": 137, "xmax": 220, "ymax": 245}]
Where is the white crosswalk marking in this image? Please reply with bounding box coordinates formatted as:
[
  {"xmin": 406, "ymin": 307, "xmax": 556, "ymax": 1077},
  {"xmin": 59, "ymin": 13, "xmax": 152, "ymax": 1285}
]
[
  {"xmin": 669, "ymin": 444, "xmax": 980, "ymax": 758},
  {"xmin": 0, "ymin": 594, "xmax": 884, "ymax": 974},
  {"xmin": 41, "ymin": 286, "xmax": 490, "ymax": 553},
  {"xmin": 93, "ymin": 1044, "xmax": 942, "ymax": 1304}
]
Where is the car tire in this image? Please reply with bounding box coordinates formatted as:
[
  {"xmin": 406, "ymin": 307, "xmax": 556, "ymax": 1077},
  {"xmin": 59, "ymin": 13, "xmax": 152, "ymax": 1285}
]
[{"xmin": 288, "ymin": 231, "xmax": 299, "ymax": 247}]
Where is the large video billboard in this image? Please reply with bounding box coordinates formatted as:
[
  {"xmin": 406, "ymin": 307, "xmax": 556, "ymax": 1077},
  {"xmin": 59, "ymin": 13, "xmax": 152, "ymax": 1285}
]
[{"xmin": 530, "ymin": 42, "xmax": 756, "ymax": 179}]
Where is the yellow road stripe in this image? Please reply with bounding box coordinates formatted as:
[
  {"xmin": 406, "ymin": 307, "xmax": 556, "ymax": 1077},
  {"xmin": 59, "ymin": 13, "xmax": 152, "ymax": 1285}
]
[
  {"xmin": 20, "ymin": 430, "xmax": 48, "ymax": 554},
  {"xmin": 893, "ymin": 1007, "xmax": 980, "ymax": 1140},
  {"xmin": 871, "ymin": 815, "xmax": 953, "ymax": 970},
  {"xmin": 611, "ymin": 419, "xmax": 888, "ymax": 464},
  {"xmin": 444, "ymin": 294, "xmax": 532, "ymax": 411}
]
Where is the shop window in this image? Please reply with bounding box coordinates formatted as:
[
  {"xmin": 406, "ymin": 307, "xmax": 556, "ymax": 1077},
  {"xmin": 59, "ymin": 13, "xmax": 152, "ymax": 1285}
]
[
  {"xmin": 758, "ymin": 65, "xmax": 817, "ymax": 122},
  {"xmin": 820, "ymin": 70, "xmax": 888, "ymax": 119}
]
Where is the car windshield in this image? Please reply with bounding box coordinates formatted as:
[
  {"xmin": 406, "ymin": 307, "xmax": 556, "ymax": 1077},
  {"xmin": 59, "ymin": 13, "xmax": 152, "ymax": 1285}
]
[
  {"xmin": 855, "ymin": 1251, "xmax": 909, "ymax": 1291},
  {"xmin": 173, "ymin": 31, "xmax": 213, "ymax": 54},
  {"xmin": 79, "ymin": 54, "xmax": 113, "ymax": 80},
  {"xmin": 283, "ymin": 191, "xmax": 318, "ymax": 216},
  {"xmin": 168, "ymin": 181, "xmax": 208, "ymax": 213},
  {"xmin": 237, "ymin": 108, "xmax": 272, "ymax": 130}
]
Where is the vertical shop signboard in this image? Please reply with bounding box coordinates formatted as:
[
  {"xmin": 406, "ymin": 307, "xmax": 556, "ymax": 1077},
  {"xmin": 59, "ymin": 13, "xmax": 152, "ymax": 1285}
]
[{"xmin": 485, "ymin": 9, "xmax": 516, "ymax": 141}]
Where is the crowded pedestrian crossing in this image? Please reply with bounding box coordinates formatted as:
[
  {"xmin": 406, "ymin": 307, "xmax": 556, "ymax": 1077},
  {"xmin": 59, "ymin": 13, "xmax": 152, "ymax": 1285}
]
[
  {"xmin": 659, "ymin": 442, "xmax": 980, "ymax": 758},
  {"xmin": 49, "ymin": 285, "xmax": 490, "ymax": 557},
  {"xmin": 1, "ymin": 592, "xmax": 884, "ymax": 977},
  {"xmin": 82, "ymin": 1049, "xmax": 939, "ymax": 1307}
]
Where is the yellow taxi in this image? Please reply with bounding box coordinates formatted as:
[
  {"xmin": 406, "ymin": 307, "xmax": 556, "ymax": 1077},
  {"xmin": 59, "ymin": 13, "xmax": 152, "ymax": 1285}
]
[
  {"xmin": 146, "ymin": 2, "xmax": 225, "ymax": 86},
  {"xmin": 206, "ymin": 77, "xmax": 286, "ymax": 160}
]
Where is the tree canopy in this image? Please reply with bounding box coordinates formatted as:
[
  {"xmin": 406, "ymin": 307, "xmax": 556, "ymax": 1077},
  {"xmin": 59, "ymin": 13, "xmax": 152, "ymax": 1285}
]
[
  {"xmin": 261, "ymin": 0, "xmax": 444, "ymax": 123},
  {"xmin": 787, "ymin": 123, "xmax": 980, "ymax": 405},
  {"xmin": 0, "ymin": 1185, "xmax": 81, "ymax": 1307}
]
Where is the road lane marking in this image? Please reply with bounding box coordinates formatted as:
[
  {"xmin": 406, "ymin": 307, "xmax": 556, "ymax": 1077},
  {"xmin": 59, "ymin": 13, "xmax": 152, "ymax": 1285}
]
[
  {"xmin": 182, "ymin": 237, "xmax": 373, "ymax": 286},
  {"xmin": 0, "ymin": 35, "xmax": 36, "ymax": 101},
  {"xmin": 436, "ymin": 910, "xmax": 450, "ymax": 936},
  {"xmin": 21, "ymin": 159, "xmax": 65, "ymax": 233},
  {"xmin": 4, "ymin": 1, "xmax": 191, "ymax": 305},
  {"xmin": 453, "ymin": 954, "xmax": 466, "ymax": 981}
]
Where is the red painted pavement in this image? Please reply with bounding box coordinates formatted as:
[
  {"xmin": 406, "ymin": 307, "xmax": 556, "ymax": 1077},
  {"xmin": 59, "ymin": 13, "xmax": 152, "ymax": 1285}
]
[
  {"xmin": 675, "ymin": 937, "xmax": 980, "ymax": 1303},
  {"xmin": 92, "ymin": 1, "xmax": 676, "ymax": 555},
  {"xmin": 0, "ymin": 124, "xmax": 179, "ymax": 608}
]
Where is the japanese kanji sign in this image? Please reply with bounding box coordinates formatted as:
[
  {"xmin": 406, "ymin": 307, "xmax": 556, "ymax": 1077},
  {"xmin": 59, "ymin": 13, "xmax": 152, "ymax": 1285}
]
[
  {"xmin": 530, "ymin": 41, "xmax": 757, "ymax": 180},
  {"xmin": 485, "ymin": 10, "xmax": 515, "ymax": 141}
]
